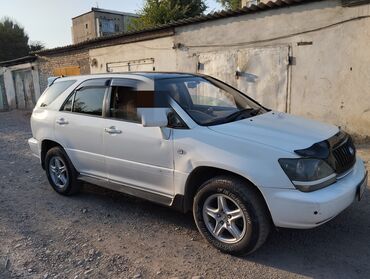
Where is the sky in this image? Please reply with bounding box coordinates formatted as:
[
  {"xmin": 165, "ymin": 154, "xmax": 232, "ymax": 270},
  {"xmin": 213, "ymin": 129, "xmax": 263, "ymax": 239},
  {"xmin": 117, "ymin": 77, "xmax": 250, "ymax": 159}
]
[{"xmin": 0, "ymin": 0, "xmax": 222, "ymax": 49}]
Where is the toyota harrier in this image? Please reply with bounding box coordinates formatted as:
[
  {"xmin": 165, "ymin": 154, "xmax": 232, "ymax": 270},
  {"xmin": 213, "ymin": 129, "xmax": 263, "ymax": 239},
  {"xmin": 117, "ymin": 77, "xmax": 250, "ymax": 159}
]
[{"xmin": 28, "ymin": 73, "xmax": 367, "ymax": 255}]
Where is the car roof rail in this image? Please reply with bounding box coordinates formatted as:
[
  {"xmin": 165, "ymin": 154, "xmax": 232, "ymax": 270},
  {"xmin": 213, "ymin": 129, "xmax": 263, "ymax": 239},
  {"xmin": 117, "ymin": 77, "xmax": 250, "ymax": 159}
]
[{"xmin": 47, "ymin": 76, "xmax": 63, "ymax": 87}]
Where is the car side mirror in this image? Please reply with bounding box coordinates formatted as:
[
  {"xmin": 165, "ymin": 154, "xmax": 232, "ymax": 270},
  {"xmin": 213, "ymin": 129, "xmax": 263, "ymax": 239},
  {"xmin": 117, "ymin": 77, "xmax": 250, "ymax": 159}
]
[{"xmin": 138, "ymin": 108, "xmax": 170, "ymax": 128}]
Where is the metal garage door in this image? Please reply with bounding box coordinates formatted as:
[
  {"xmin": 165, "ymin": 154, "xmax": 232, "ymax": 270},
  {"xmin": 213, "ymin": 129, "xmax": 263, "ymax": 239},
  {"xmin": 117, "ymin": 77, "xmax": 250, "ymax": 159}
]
[
  {"xmin": 0, "ymin": 75, "xmax": 5, "ymax": 110},
  {"xmin": 13, "ymin": 70, "xmax": 36, "ymax": 109},
  {"xmin": 197, "ymin": 45, "xmax": 290, "ymax": 112}
]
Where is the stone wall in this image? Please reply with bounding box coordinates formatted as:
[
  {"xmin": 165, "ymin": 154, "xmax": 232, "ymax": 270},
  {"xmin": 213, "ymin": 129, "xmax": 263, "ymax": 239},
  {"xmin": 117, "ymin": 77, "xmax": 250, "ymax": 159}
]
[
  {"xmin": 37, "ymin": 49, "xmax": 90, "ymax": 92},
  {"xmin": 36, "ymin": 29, "xmax": 174, "ymax": 92}
]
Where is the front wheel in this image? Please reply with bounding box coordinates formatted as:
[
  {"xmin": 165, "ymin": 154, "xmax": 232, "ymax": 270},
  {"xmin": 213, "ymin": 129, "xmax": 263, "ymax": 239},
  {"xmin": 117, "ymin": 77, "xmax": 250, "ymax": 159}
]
[{"xmin": 193, "ymin": 176, "xmax": 271, "ymax": 255}]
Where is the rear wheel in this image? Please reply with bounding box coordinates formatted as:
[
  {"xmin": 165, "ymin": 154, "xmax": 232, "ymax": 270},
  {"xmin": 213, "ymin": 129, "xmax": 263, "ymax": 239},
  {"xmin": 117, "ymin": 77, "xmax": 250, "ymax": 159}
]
[
  {"xmin": 193, "ymin": 176, "xmax": 271, "ymax": 255},
  {"xmin": 45, "ymin": 147, "xmax": 81, "ymax": 195}
]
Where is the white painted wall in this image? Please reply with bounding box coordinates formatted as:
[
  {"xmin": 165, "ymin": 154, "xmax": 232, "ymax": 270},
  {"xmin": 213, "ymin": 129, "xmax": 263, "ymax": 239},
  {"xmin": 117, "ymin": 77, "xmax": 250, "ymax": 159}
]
[
  {"xmin": 89, "ymin": 36, "xmax": 176, "ymax": 74},
  {"xmin": 174, "ymin": 0, "xmax": 370, "ymax": 138},
  {"xmin": 89, "ymin": 0, "xmax": 370, "ymax": 138}
]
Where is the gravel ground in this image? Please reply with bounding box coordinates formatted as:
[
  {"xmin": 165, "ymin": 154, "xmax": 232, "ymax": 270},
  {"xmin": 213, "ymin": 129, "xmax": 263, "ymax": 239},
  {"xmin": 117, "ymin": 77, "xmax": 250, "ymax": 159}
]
[{"xmin": 0, "ymin": 110, "xmax": 369, "ymax": 279}]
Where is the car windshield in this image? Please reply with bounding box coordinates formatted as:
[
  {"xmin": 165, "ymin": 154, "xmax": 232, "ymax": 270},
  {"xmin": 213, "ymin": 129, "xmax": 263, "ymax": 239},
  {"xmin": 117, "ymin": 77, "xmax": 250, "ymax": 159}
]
[{"xmin": 155, "ymin": 76, "xmax": 267, "ymax": 126}]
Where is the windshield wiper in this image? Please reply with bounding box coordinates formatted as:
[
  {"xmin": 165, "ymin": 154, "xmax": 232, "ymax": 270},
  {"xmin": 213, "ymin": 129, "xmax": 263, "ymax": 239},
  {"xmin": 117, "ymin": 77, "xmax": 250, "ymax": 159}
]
[
  {"xmin": 224, "ymin": 108, "xmax": 261, "ymax": 122},
  {"xmin": 205, "ymin": 108, "xmax": 261, "ymax": 126},
  {"xmin": 250, "ymin": 108, "xmax": 261, "ymax": 116}
]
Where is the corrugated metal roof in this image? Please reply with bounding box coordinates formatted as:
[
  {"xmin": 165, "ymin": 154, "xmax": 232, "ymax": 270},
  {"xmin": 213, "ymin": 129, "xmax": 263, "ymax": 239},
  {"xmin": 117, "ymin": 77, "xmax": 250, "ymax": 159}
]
[
  {"xmin": 341, "ymin": 0, "xmax": 370, "ymax": 7},
  {"xmin": 35, "ymin": 0, "xmax": 316, "ymax": 55},
  {"xmin": 0, "ymin": 55, "xmax": 37, "ymax": 67}
]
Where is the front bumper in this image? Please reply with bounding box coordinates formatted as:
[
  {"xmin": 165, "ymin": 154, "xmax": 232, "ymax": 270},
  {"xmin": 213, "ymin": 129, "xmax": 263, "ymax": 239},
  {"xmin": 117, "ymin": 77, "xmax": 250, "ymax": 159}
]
[
  {"xmin": 263, "ymin": 156, "xmax": 367, "ymax": 229},
  {"xmin": 28, "ymin": 137, "xmax": 40, "ymax": 159}
]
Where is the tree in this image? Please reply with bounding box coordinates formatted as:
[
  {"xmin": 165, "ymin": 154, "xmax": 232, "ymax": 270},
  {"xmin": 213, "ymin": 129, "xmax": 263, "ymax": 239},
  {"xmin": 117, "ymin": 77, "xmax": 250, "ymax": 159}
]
[
  {"xmin": 216, "ymin": 0, "xmax": 241, "ymax": 10},
  {"xmin": 131, "ymin": 0, "xmax": 207, "ymax": 30},
  {"xmin": 0, "ymin": 18, "xmax": 29, "ymax": 61},
  {"xmin": 29, "ymin": 41, "xmax": 45, "ymax": 52}
]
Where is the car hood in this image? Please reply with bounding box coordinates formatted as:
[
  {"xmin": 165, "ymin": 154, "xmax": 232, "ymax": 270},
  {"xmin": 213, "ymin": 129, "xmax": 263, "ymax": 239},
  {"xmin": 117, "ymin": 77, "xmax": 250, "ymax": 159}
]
[{"xmin": 208, "ymin": 111, "xmax": 339, "ymax": 153}]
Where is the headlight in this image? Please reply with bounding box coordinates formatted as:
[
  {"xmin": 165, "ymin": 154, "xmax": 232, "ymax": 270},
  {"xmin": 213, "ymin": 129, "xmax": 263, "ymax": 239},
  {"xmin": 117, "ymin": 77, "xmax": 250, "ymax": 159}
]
[{"xmin": 278, "ymin": 158, "xmax": 336, "ymax": 192}]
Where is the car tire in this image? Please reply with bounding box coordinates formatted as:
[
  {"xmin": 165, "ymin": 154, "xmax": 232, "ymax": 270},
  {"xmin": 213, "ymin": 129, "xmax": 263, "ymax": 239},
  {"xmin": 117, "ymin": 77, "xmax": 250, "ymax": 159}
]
[
  {"xmin": 193, "ymin": 176, "xmax": 271, "ymax": 255},
  {"xmin": 45, "ymin": 146, "xmax": 81, "ymax": 195}
]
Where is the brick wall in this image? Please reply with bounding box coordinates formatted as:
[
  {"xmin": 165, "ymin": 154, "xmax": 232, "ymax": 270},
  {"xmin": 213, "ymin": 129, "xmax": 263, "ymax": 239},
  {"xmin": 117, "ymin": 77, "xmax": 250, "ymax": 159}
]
[
  {"xmin": 37, "ymin": 49, "xmax": 90, "ymax": 91},
  {"xmin": 35, "ymin": 29, "xmax": 174, "ymax": 91}
]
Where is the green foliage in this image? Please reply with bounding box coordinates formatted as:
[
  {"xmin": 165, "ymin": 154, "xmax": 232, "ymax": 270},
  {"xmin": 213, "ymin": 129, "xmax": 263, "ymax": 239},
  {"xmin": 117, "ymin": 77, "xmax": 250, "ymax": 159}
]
[
  {"xmin": 130, "ymin": 0, "xmax": 207, "ymax": 30},
  {"xmin": 0, "ymin": 18, "xmax": 29, "ymax": 61},
  {"xmin": 29, "ymin": 41, "xmax": 45, "ymax": 52},
  {"xmin": 216, "ymin": 0, "xmax": 241, "ymax": 10}
]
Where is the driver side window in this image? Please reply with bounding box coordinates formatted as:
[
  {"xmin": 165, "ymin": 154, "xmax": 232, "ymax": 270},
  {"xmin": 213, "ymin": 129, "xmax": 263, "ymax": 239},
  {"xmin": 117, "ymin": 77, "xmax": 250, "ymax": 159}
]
[{"xmin": 109, "ymin": 86, "xmax": 141, "ymax": 123}]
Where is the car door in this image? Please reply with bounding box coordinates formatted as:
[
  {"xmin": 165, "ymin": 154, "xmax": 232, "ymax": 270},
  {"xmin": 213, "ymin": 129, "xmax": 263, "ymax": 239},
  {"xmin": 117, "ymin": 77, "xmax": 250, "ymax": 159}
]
[
  {"xmin": 102, "ymin": 78, "xmax": 174, "ymax": 198},
  {"xmin": 54, "ymin": 78, "xmax": 110, "ymax": 178}
]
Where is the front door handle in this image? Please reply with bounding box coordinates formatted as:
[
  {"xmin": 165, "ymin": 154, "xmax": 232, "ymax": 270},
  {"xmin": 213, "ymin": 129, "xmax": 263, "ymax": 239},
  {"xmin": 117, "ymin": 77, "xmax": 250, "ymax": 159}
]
[
  {"xmin": 56, "ymin": 118, "xmax": 69, "ymax": 125},
  {"xmin": 104, "ymin": 126, "xmax": 122, "ymax": 134}
]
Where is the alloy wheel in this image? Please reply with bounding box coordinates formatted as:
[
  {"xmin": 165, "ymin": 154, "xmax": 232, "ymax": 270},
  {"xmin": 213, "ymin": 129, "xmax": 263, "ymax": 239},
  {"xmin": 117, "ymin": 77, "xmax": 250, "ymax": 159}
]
[
  {"xmin": 202, "ymin": 193, "xmax": 247, "ymax": 244},
  {"xmin": 49, "ymin": 156, "xmax": 69, "ymax": 189}
]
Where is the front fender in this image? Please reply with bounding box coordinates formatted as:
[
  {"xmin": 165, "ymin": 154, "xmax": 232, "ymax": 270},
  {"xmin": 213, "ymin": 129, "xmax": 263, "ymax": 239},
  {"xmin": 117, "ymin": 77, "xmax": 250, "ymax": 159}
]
[{"xmin": 173, "ymin": 126, "xmax": 296, "ymax": 197}]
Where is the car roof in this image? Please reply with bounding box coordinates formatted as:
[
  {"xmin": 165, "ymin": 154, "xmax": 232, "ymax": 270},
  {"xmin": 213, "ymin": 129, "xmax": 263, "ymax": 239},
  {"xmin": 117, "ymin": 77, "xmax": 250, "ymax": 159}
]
[
  {"xmin": 130, "ymin": 72, "xmax": 198, "ymax": 80},
  {"xmin": 53, "ymin": 72, "xmax": 203, "ymax": 83}
]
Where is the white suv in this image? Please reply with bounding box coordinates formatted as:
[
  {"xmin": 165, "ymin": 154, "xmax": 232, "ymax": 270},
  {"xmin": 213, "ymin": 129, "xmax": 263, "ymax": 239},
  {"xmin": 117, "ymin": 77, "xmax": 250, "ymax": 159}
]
[{"xmin": 29, "ymin": 73, "xmax": 367, "ymax": 255}]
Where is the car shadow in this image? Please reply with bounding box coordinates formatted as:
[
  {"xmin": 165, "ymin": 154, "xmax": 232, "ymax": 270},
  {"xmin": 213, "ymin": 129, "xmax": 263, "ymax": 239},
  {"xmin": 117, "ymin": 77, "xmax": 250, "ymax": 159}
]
[
  {"xmin": 242, "ymin": 187, "xmax": 370, "ymax": 278},
  {"xmin": 80, "ymin": 183, "xmax": 197, "ymax": 230},
  {"xmin": 80, "ymin": 183, "xmax": 370, "ymax": 278}
]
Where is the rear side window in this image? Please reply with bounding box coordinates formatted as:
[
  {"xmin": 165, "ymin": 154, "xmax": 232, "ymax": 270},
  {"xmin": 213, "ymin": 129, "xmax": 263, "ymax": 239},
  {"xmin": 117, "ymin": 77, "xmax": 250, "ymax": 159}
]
[
  {"xmin": 37, "ymin": 80, "xmax": 76, "ymax": 107},
  {"xmin": 72, "ymin": 87, "xmax": 106, "ymax": 116}
]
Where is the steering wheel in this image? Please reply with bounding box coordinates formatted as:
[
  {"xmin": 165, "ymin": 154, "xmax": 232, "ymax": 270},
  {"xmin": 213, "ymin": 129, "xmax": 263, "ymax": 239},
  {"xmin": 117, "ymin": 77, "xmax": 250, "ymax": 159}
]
[{"xmin": 206, "ymin": 107, "xmax": 214, "ymax": 114}]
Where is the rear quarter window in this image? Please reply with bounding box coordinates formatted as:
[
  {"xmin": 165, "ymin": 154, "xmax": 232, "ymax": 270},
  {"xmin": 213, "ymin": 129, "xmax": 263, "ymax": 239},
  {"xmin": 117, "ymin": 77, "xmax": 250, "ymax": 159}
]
[{"xmin": 37, "ymin": 80, "xmax": 77, "ymax": 108}]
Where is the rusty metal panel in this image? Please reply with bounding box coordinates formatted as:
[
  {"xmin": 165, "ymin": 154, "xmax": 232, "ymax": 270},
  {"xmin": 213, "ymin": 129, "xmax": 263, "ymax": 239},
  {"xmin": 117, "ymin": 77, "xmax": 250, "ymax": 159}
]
[
  {"xmin": 14, "ymin": 73, "xmax": 25, "ymax": 109},
  {"xmin": 106, "ymin": 58, "xmax": 155, "ymax": 73},
  {"xmin": 23, "ymin": 71, "xmax": 36, "ymax": 109},
  {"xmin": 53, "ymin": 66, "xmax": 81, "ymax": 76},
  {"xmin": 197, "ymin": 45, "xmax": 290, "ymax": 111},
  {"xmin": 0, "ymin": 75, "xmax": 6, "ymax": 110}
]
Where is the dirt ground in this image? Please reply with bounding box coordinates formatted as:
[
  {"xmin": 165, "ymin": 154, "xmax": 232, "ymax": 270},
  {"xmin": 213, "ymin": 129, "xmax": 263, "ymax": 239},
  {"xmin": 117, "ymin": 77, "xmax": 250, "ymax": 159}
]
[{"xmin": 0, "ymin": 110, "xmax": 369, "ymax": 279}]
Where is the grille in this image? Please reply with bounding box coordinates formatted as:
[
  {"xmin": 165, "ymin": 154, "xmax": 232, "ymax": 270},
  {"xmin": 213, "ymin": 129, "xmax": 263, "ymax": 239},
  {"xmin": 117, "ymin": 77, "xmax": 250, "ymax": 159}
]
[{"xmin": 331, "ymin": 136, "xmax": 356, "ymax": 174}]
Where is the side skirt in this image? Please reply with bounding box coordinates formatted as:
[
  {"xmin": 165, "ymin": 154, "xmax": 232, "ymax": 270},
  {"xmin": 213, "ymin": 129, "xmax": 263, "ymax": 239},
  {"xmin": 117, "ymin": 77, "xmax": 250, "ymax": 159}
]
[{"xmin": 78, "ymin": 174, "xmax": 173, "ymax": 207}]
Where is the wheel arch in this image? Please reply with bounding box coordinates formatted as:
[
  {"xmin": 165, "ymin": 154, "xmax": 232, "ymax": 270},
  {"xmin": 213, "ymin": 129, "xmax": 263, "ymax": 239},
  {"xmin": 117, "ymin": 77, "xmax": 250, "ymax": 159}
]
[
  {"xmin": 181, "ymin": 166, "xmax": 270, "ymax": 216},
  {"xmin": 40, "ymin": 139, "xmax": 64, "ymax": 169}
]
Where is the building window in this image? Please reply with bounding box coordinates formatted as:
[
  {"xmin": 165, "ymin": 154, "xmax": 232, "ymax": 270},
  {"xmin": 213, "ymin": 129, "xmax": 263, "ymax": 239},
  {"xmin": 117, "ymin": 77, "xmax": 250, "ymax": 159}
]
[{"xmin": 85, "ymin": 23, "xmax": 88, "ymax": 29}]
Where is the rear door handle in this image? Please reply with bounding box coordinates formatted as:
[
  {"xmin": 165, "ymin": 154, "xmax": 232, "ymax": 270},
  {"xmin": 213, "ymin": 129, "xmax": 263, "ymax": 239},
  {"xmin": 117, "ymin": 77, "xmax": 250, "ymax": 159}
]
[
  {"xmin": 104, "ymin": 126, "xmax": 122, "ymax": 134},
  {"xmin": 56, "ymin": 118, "xmax": 68, "ymax": 125}
]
